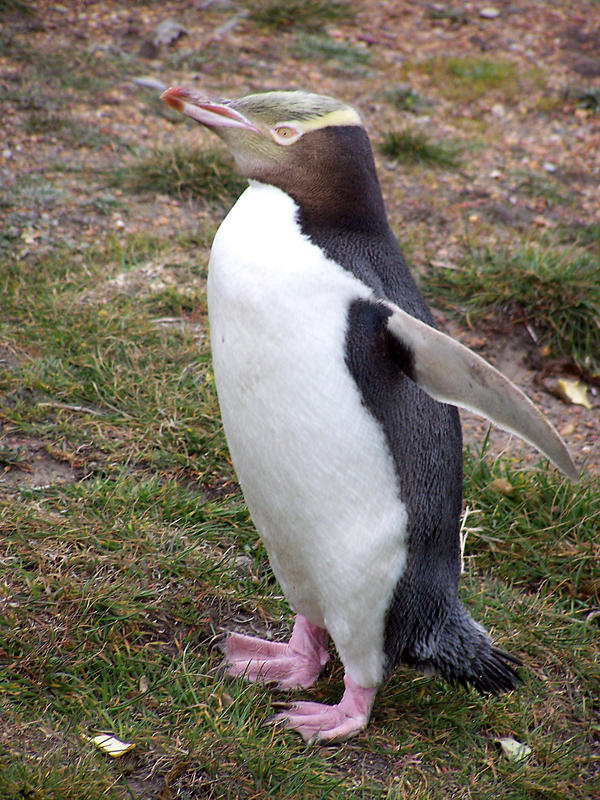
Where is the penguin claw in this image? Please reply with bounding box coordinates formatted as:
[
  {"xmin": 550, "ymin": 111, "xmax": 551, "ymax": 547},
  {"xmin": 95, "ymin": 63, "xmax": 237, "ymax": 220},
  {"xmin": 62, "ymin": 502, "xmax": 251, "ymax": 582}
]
[
  {"xmin": 265, "ymin": 675, "xmax": 378, "ymax": 744},
  {"xmin": 267, "ymin": 704, "xmax": 364, "ymax": 743},
  {"xmin": 220, "ymin": 641, "xmax": 322, "ymax": 689},
  {"xmin": 220, "ymin": 616, "xmax": 329, "ymax": 690}
]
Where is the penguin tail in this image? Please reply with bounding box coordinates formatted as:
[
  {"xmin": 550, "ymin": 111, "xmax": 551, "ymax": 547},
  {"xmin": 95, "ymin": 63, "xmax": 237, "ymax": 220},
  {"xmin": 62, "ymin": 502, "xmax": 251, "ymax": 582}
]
[{"xmin": 416, "ymin": 603, "xmax": 522, "ymax": 695}]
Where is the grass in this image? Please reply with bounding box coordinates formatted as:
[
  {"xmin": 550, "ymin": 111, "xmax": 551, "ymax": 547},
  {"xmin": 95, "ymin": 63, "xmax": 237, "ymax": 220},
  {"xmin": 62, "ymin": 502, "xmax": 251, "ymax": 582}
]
[
  {"xmin": 424, "ymin": 244, "xmax": 600, "ymax": 372},
  {"xmin": 410, "ymin": 56, "xmax": 543, "ymax": 102},
  {"xmin": 2, "ymin": 6, "xmax": 599, "ymax": 799},
  {"xmin": 1, "ymin": 213, "xmax": 599, "ymax": 800},
  {"xmin": 513, "ymin": 169, "xmax": 574, "ymax": 207},
  {"xmin": 0, "ymin": 0, "xmax": 32, "ymax": 11},
  {"xmin": 385, "ymin": 85, "xmax": 432, "ymax": 113},
  {"xmin": 112, "ymin": 145, "xmax": 247, "ymax": 204},
  {"xmin": 248, "ymin": 0, "xmax": 353, "ymax": 31},
  {"xmin": 0, "ymin": 36, "xmax": 125, "ymax": 95},
  {"xmin": 445, "ymin": 57, "xmax": 514, "ymax": 84},
  {"xmin": 291, "ymin": 33, "xmax": 371, "ymax": 74},
  {"xmin": 23, "ymin": 111, "xmax": 128, "ymax": 151},
  {"xmin": 425, "ymin": 5, "xmax": 468, "ymax": 24},
  {"xmin": 556, "ymin": 222, "xmax": 600, "ymax": 252},
  {"xmin": 379, "ymin": 130, "xmax": 460, "ymax": 167},
  {"xmin": 464, "ymin": 443, "xmax": 600, "ymax": 605}
]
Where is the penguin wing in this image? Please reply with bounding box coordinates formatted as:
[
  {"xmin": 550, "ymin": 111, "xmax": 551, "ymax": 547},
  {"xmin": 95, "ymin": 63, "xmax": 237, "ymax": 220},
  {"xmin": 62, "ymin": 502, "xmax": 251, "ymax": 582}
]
[{"xmin": 379, "ymin": 299, "xmax": 578, "ymax": 480}]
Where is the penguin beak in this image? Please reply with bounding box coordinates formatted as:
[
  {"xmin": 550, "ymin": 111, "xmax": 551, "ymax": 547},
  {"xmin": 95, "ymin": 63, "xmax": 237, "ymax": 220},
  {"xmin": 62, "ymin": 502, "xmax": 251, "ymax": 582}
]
[{"xmin": 160, "ymin": 87, "xmax": 262, "ymax": 134}]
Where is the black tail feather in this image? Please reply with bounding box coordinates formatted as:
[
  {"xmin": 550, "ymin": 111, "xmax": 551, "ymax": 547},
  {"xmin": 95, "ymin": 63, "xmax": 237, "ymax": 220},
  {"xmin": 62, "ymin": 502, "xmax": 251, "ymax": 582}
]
[{"xmin": 411, "ymin": 603, "xmax": 522, "ymax": 694}]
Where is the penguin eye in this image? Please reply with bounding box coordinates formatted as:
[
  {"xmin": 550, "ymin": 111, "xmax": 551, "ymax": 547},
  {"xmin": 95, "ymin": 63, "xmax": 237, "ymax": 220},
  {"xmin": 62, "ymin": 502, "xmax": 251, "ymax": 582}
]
[{"xmin": 271, "ymin": 124, "xmax": 302, "ymax": 146}]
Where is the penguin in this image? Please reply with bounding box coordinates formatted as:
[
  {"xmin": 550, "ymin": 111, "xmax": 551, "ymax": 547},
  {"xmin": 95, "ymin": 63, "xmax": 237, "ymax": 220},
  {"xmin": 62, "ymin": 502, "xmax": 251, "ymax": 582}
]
[{"xmin": 160, "ymin": 87, "xmax": 577, "ymax": 743}]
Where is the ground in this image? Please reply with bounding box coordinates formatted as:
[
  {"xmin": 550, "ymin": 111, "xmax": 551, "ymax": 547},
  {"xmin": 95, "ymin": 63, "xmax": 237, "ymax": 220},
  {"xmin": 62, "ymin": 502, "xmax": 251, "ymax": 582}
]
[{"xmin": 0, "ymin": 1, "xmax": 599, "ymax": 799}]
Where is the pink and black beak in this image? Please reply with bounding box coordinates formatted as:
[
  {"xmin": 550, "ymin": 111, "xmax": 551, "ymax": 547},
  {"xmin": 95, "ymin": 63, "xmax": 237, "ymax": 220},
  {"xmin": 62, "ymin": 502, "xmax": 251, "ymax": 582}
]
[{"xmin": 160, "ymin": 87, "xmax": 262, "ymax": 134}]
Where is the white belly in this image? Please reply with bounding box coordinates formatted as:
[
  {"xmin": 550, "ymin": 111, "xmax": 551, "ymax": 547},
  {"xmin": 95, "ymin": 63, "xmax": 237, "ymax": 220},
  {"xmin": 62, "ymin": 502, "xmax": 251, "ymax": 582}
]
[{"xmin": 207, "ymin": 183, "xmax": 408, "ymax": 686}]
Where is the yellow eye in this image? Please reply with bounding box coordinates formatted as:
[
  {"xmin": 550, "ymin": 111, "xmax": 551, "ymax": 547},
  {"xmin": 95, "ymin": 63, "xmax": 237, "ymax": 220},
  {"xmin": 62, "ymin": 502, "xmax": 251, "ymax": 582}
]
[{"xmin": 271, "ymin": 125, "xmax": 301, "ymax": 145}]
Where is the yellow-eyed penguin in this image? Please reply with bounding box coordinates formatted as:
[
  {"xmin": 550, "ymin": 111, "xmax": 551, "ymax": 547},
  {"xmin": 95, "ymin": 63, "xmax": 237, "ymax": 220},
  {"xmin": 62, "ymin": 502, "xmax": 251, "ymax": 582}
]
[{"xmin": 161, "ymin": 87, "xmax": 577, "ymax": 743}]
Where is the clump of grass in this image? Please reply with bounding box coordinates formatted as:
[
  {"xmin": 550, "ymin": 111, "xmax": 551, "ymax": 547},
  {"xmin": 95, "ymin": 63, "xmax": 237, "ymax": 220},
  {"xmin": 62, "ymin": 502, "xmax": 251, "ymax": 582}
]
[
  {"xmin": 415, "ymin": 56, "xmax": 539, "ymax": 102},
  {"xmin": 113, "ymin": 145, "xmax": 247, "ymax": 203},
  {"xmin": 23, "ymin": 111, "xmax": 125, "ymax": 150},
  {"xmin": 556, "ymin": 222, "xmax": 600, "ymax": 252},
  {"xmin": 292, "ymin": 33, "xmax": 370, "ymax": 73},
  {"xmin": 564, "ymin": 86, "xmax": 600, "ymax": 113},
  {"xmin": 379, "ymin": 129, "xmax": 460, "ymax": 167},
  {"xmin": 248, "ymin": 0, "xmax": 353, "ymax": 31},
  {"xmin": 0, "ymin": 443, "xmax": 29, "ymax": 468},
  {"xmin": 386, "ymin": 85, "xmax": 431, "ymax": 113},
  {"xmin": 3, "ymin": 41, "xmax": 115, "ymax": 92},
  {"xmin": 425, "ymin": 245, "xmax": 600, "ymax": 370},
  {"xmin": 464, "ymin": 445, "xmax": 599, "ymax": 605},
  {"xmin": 446, "ymin": 56, "xmax": 514, "ymax": 83},
  {"xmin": 514, "ymin": 169, "xmax": 573, "ymax": 206},
  {"xmin": 426, "ymin": 5, "xmax": 468, "ymax": 24},
  {"xmin": 0, "ymin": 0, "xmax": 32, "ymax": 11}
]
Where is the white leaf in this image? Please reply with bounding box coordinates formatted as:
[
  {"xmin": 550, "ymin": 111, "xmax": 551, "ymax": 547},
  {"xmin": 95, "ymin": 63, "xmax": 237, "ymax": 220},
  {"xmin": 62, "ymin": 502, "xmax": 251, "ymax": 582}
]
[
  {"xmin": 495, "ymin": 736, "xmax": 532, "ymax": 762},
  {"xmin": 556, "ymin": 378, "xmax": 592, "ymax": 410},
  {"xmin": 90, "ymin": 734, "xmax": 135, "ymax": 758}
]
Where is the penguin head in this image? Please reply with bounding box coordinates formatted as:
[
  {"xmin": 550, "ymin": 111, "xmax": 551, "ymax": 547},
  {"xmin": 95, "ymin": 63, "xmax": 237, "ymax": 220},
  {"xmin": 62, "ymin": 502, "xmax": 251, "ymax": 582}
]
[
  {"xmin": 161, "ymin": 88, "xmax": 361, "ymax": 174},
  {"xmin": 161, "ymin": 88, "xmax": 384, "ymax": 229}
]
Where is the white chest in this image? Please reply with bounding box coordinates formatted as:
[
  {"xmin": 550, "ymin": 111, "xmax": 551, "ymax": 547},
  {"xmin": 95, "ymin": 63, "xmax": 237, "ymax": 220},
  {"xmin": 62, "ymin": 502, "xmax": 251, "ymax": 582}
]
[{"xmin": 207, "ymin": 183, "xmax": 409, "ymax": 687}]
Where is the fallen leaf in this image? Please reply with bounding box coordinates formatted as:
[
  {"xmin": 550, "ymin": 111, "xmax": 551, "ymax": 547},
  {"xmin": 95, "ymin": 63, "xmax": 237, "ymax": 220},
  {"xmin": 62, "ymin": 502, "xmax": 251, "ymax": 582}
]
[
  {"xmin": 480, "ymin": 7, "xmax": 500, "ymax": 18},
  {"xmin": 489, "ymin": 477, "xmax": 514, "ymax": 496},
  {"xmin": 153, "ymin": 19, "xmax": 187, "ymax": 47},
  {"xmin": 90, "ymin": 734, "xmax": 135, "ymax": 758},
  {"xmin": 132, "ymin": 76, "xmax": 167, "ymax": 92},
  {"xmin": 495, "ymin": 736, "xmax": 532, "ymax": 762},
  {"xmin": 556, "ymin": 378, "xmax": 592, "ymax": 410}
]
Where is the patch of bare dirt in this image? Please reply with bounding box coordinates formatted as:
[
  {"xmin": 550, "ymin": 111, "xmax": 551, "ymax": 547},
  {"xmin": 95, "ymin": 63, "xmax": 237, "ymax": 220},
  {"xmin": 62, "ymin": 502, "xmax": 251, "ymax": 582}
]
[
  {"xmin": 451, "ymin": 323, "xmax": 600, "ymax": 475},
  {"xmin": 0, "ymin": 433, "xmax": 79, "ymax": 489}
]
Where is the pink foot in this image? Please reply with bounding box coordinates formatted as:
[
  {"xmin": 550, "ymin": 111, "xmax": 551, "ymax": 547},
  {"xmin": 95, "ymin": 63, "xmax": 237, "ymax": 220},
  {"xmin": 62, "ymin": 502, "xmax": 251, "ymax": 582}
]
[
  {"xmin": 268, "ymin": 674, "xmax": 377, "ymax": 743},
  {"xmin": 220, "ymin": 614, "xmax": 329, "ymax": 690}
]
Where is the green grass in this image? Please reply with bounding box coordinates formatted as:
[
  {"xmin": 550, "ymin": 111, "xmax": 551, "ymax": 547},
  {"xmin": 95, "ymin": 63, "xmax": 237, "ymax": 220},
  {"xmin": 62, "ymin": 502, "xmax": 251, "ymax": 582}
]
[
  {"xmin": 556, "ymin": 222, "xmax": 600, "ymax": 252},
  {"xmin": 425, "ymin": 5, "xmax": 468, "ymax": 23},
  {"xmin": 514, "ymin": 169, "xmax": 574, "ymax": 206},
  {"xmin": 1, "ymin": 220, "xmax": 599, "ymax": 799},
  {"xmin": 23, "ymin": 111, "xmax": 128, "ymax": 151},
  {"xmin": 424, "ymin": 244, "xmax": 600, "ymax": 371},
  {"xmin": 0, "ymin": 0, "xmax": 32, "ymax": 12},
  {"xmin": 113, "ymin": 145, "xmax": 247, "ymax": 204},
  {"xmin": 385, "ymin": 85, "xmax": 432, "ymax": 113},
  {"xmin": 464, "ymin": 444, "xmax": 600, "ymax": 605},
  {"xmin": 2, "ymin": 8, "xmax": 599, "ymax": 798},
  {"xmin": 248, "ymin": 0, "xmax": 353, "ymax": 31},
  {"xmin": 446, "ymin": 57, "xmax": 513, "ymax": 83},
  {"xmin": 291, "ymin": 33, "xmax": 371, "ymax": 74},
  {"xmin": 0, "ymin": 36, "xmax": 125, "ymax": 94},
  {"xmin": 379, "ymin": 130, "xmax": 460, "ymax": 167},
  {"xmin": 411, "ymin": 56, "xmax": 543, "ymax": 102}
]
